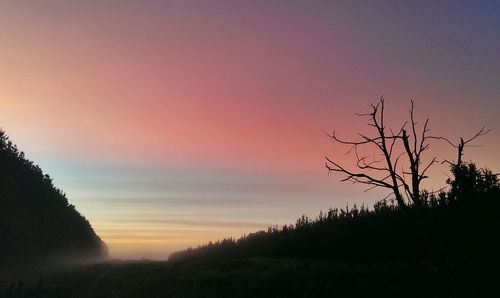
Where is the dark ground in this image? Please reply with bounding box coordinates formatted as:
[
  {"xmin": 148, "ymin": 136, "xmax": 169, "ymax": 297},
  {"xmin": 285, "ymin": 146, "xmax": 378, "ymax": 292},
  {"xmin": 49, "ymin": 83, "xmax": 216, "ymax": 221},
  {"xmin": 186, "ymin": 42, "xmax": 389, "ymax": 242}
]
[{"xmin": 0, "ymin": 258, "xmax": 493, "ymax": 298}]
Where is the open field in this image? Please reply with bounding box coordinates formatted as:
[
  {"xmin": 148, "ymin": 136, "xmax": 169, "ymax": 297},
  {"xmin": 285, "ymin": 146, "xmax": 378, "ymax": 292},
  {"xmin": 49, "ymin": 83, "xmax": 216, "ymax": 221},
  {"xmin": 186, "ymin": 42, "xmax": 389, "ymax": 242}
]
[{"xmin": 0, "ymin": 258, "xmax": 492, "ymax": 298}]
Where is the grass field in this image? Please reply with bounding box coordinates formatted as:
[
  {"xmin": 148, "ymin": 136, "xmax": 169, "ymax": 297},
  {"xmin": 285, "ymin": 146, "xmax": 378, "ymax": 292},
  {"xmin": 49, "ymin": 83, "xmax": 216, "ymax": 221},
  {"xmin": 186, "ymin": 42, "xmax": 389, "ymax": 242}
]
[{"xmin": 0, "ymin": 258, "xmax": 491, "ymax": 298}]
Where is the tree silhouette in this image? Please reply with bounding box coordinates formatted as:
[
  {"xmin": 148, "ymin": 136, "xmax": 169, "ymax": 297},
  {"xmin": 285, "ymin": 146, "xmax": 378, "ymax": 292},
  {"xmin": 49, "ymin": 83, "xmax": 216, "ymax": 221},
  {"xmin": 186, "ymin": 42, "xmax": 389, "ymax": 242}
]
[
  {"xmin": 169, "ymin": 160, "xmax": 499, "ymax": 274},
  {"xmin": 0, "ymin": 129, "xmax": 107, "ymax": 273},
  {"xmin": 432, "ymin": 126, "xmax": 490, "ymax": 166},
  {"xmin": 324, "ymin": 98, "xmax": 489, "ymax": 207}
]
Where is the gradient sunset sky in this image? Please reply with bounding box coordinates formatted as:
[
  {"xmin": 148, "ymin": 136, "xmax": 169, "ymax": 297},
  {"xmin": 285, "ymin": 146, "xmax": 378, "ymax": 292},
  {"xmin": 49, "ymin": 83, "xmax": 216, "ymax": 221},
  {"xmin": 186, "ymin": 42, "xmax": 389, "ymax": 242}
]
[{"xmin": 1, "ymin": 1, "xmax": 499, "ymax": 259}]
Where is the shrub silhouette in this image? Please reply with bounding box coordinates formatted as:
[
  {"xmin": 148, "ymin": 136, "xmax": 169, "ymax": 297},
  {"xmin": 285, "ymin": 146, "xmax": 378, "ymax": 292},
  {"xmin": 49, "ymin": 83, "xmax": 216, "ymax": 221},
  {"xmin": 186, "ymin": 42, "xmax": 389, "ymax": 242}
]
[{"xmin": 0, "ymin": 129, "xmax": 107, "ymax": 274}]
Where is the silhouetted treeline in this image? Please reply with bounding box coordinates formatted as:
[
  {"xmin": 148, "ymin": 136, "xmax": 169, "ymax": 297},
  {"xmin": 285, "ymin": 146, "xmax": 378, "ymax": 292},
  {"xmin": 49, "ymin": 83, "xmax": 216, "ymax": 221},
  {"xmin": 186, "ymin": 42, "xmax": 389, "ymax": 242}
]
[
  {"xmin": 169, "ymin": 162, "xmax": 500, "ymax": 273},
  {"xmin": 0, "ymin": 130, "xmax": 107, "ymax": 275}
]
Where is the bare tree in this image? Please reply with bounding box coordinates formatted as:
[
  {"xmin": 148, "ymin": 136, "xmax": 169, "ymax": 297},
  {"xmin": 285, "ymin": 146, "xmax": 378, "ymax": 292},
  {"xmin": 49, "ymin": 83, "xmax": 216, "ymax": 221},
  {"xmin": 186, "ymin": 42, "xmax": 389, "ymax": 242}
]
[
  {"xmin": 430, "ymin": 127, "xmax": 491, "ymax": 166},
  {"xmin": 324, "ymin": 97, "xmax": 489, "ymax": 207}
]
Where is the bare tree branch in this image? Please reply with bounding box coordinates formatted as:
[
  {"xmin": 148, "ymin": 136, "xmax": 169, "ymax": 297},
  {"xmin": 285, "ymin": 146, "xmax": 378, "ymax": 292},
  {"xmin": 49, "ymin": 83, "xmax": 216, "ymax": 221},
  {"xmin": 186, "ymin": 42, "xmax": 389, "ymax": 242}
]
[{"xmin": 429, "ymin": 126, "xmax": 491, "ymax": 165}]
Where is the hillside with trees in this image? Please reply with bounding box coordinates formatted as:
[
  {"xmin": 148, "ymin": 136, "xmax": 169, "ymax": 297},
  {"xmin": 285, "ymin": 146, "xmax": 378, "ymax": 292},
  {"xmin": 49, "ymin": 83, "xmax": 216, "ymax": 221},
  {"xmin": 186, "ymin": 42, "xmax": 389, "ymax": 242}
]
[{"xmin": 0, "ymin": 130, "xmax": 107, "ymax": 275}]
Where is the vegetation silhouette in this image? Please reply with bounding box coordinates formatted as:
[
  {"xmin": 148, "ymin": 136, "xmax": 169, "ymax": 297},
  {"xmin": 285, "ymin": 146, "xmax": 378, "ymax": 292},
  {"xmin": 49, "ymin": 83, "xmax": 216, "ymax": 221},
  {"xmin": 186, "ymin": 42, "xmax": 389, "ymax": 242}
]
[
  {"xmin": 0, "ymin": 129, "xmax": 107, "ymax": 276},
  {"xmin": 169, "ymin": 162, "xmax": 499, "ymax": 272},
  {"xmin": 169, "ymin": 100, "xmax": 498, "ymax": 282}
]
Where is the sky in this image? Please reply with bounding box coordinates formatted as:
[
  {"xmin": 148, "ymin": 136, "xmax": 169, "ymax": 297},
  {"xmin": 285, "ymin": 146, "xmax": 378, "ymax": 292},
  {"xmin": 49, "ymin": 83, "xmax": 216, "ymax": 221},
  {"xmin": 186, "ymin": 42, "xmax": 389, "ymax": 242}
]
[{"xmin": 1, "ymin": 0, "xmax": 499, "ymax": 259}]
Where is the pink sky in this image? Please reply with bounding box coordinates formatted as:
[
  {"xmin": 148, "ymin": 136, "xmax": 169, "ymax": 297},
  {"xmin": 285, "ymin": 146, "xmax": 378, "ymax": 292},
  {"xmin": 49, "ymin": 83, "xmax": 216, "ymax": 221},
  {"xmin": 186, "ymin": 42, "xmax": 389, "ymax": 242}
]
[{"xmin": 1, "ymin": 1, "xmax": 499, "ymax": 259}]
